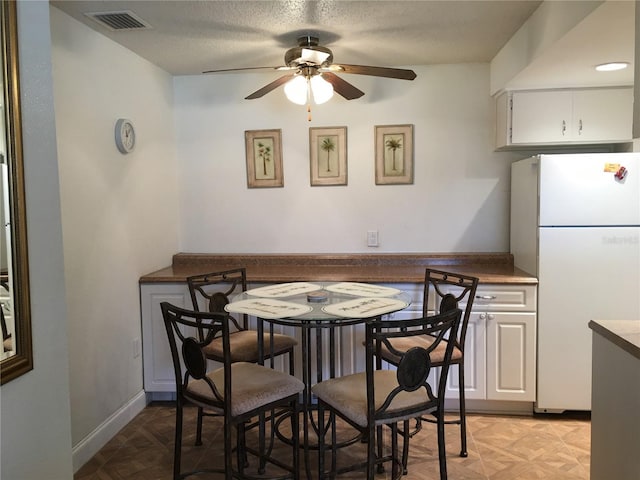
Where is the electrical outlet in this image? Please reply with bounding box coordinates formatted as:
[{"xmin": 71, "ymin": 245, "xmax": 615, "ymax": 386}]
[
  {"xmin": 133, "ymin": 337, "xmax": 141, "ymax": 358},
  {"xmin": 367, "ymin": 230, "xmax": 379, "ymax": 247}
]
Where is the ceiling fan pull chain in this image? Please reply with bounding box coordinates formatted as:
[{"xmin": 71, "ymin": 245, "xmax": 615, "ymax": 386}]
[{"xmin": 307, "ymin": 77, "xmax": 312, "ymax": 121}]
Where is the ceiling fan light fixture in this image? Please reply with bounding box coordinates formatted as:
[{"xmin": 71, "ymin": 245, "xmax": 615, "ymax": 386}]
[
  {"xmin": 284, "ymin": 73, "xmax": 334, "ymax": 106},
  {"xmin": 284, "ymin": 75, "xmax": 308, "ymax": 105},
  {"xmin": 310, "ymin": 75, "xmax": 334, "ymax": 104}
]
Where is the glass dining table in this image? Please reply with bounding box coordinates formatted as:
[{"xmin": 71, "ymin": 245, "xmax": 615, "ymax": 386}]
[{"xmin": 226, "ymin": 281, "xmax": 412, "ymax": 479}]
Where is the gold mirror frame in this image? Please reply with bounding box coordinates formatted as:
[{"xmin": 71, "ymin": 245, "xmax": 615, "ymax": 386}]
[{"xmin": 1, "ymin": 0, "xmax": 32, "ymax": 384}]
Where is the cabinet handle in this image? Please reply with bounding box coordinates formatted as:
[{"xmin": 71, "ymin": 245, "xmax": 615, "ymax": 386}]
[
  {"xmin": 476, "ymin": 295, "xmax": 497, "ymax": 300},
  {"xmin": 578, "ymin": 119, "xmax": 583, "ymax": 135},
  {"xmin": 479, "ymin": 313, "xmax": 486, "ymax": 320},
  {"xmin": 562, "ymin": 120, "xmax": 566, "ymax": 136}
]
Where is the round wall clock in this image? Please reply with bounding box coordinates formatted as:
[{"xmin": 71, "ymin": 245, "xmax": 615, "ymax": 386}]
[{"xmin": 115, "ymin": 118, "xmax": 136, "ymax": 154}]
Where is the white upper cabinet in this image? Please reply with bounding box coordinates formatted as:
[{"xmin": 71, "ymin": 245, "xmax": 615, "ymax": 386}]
[
  {"xmin": 511, "ymin": 90, "xmax": 573, "ymax": 144},
  {"xmin": 571, "ymin": 88, "xmax": 632, "ymax": 142},
  {"xmin": 495, "ymin": 87, "xmax": 633, "ymax": 148}
]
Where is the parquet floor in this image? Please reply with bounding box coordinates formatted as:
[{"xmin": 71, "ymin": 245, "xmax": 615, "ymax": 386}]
[{"xmin": 75, "ymin": 403, "xmax": 591, "ymax": 480}]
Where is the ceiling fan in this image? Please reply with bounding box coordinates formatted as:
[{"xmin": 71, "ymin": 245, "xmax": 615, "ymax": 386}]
[{"xmin": 203, "ymin": 35, "xmax": 417, "ymax": 103}]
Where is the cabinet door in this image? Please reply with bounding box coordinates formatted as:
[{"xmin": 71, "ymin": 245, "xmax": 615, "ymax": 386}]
[
  {"xmin": 486, "ymin": 312, "xmax": 536, "ymax": 401},
  {"xmin": 140, "ymin": 284, "xmax": 190, "ymax": 392},
  {"xmin": 444, "ymin": 311, "xmax": 486, "ymax": 400},
  {"xmin": 572, "ymin": 88, "xmax": 632, "ymax": 141},
  {"xmin": 511, "ymin": 90, "xmax": 572, "ymax": 144}
]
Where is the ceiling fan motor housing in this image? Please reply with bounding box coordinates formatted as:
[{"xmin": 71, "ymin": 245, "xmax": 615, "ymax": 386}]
[{"xmin": 284, "ymin": 36, "xmax": 333, "ymax": 68}]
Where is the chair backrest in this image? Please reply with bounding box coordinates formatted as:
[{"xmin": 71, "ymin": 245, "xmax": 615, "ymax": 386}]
[
  {"xmin": 366, "ymin": 308, "xmax": 462, "ymax": 423},
  {"xmin": 423, "ymin": 268, "xmax": 479, "ymax": 353},
  {"xmin": 187, "ymin": 268, "xmax": 248, "ymax": 331},
  {"xmin": 161, "ymin": 301, "xmax": 232, "ymax": 410}
]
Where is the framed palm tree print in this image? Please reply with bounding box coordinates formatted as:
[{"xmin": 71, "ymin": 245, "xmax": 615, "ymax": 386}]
[
  {"xmin": 245, "ymin": 129, "xmax": 284, "ymax": 188},
  {"xmin": 375, "ymin": 124, "xmax": 414, "ymax": 185},
  {"xmin": 309, "ymin": 126, "xmax": 347, "ymax": 186}
]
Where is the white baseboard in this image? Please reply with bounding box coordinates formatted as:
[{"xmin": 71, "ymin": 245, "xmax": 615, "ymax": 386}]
[{"xmin": 72, "ymin": 390, "xmax": 148, "ymax": 473}]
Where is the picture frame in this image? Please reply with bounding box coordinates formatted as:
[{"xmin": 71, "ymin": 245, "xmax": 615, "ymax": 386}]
[
  {"xmin": 245, "ymin": 129, "xmax": 284, "ymax": 188},
  {"xmin": 309, "ymin": 126, "xmax": 347, "ymax": 186},
  {"xmin": 375, "ymin": 124, "xmax": 414, "ymax": 185}
]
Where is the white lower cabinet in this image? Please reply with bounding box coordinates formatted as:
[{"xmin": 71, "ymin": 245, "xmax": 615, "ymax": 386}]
[
  {"xmin": 486, "ymin": 311, "xmax": 536, "ymax": 401},
  {"xmin": 140, "ymin": 283, "xmax": 190, "ymax": 393},
  {"xmin": 443, "ymin": 284, "xmax": 537, "ymax": 403}
]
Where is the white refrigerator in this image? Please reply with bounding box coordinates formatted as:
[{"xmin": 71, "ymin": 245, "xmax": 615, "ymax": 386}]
[{"xmin": 510, "ymin": 153, "xmax": 640, "ymax": 412}]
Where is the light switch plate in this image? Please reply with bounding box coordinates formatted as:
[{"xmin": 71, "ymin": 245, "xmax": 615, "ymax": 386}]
[{"xmin": 367, "ymin": 230, "xmax": 379, "ymax": 247}]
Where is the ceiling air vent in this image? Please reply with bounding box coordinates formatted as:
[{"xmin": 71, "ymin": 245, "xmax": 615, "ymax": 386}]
[{"xmin": 84, "ymin": 11, "xmax": 151, "ymax": 31}]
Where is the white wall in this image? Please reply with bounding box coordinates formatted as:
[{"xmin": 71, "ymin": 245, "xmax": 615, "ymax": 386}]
[
  {"xmin": 50, "ymin": 6, "xmax": 180, "ymax": 469},
  {"xmin": 490, "ymin": 0, "xmax": 601, "ymax": 94},
  {"xmin": 0, "ymin": 1, "xmax": 73, "ymax": 478},
  {"xmin": 175, "ymin": 64, "xmax": 522, "ymax": 254}
]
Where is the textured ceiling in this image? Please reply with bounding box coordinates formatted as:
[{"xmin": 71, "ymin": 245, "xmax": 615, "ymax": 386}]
[
  {"xmin": 50, "ymin": 0, "xmax": 634, "ymax": 90},
  {"xmin": 50, "ymin": 0, "xmax": 543, "ymax": 75}
]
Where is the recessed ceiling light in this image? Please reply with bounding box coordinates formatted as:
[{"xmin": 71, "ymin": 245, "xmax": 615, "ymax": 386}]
[{"xmin": 595, "ymin": 62, "xmax": 630, "ymax": 72}]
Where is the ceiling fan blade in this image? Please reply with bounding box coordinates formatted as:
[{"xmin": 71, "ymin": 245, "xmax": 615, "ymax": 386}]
[
  {"xmin": 245, "ymin": 73, "xmax": 295, "ymax": 99},
  {"xmin": 332, "ymin": 64, "xmax": 417, "ymax": 81},
  {"xmin": 322, "ymin": 72, "xmax": 365, "ymax": 100},
  {"xmin": 203, "ymin": 66, "xmax": 286, "ymax": 74}
]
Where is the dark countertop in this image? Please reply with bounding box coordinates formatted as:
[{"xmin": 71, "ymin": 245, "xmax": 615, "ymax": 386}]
[
  {"xmin": 589, "ymin": 320, "xmax": 640, "ymax": 360},
  {"xmin": 140, "ymin": 252, "xmax": 537, "ymax": 285}
]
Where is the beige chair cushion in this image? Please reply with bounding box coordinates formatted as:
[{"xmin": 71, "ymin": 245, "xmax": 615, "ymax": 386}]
[
  {"xmin": 202, "ymin": 330, "xmax": 297, "ymax": 362},
  {"xmin": 186, "ymin": 362, "xmax": 304, "ymax": 417},
  {"xmin": 379, "ymin": 336, "xmax": 462, "ymax": 365},
  {"xmin": 312, "ymin": 370, "xmax": 433, "ymax": 428}
]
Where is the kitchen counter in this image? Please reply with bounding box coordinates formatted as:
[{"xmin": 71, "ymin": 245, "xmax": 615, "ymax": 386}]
[
  {"xmin": 139, "ymin": 252, "xmax": 537, "ymax": 285},
  {"xmin": 588, "ymin": 319, "xmax": 640, "ymax": 360},
  {"xmin": 589, "ymin": 319, "xmax": 640, "ymax": 480}
]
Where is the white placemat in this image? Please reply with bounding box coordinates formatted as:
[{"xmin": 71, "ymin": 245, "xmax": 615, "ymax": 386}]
[
  {"xmin": 225, "ymin": 298, "xmax": 313, "ymax": 319},
  {"xmin": 325, "ymin": 282, "xmax": 401, "ymax": 297},
  {"xmin": 322, "ymin": 298, "xmax": 409, "ymax": 318},
  {"xmin": 246, "ymin": 282, "xmax": 323, "ymax": 298}
]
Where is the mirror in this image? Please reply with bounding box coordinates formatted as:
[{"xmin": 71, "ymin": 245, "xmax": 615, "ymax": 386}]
[{"xmin": 1, "ymin": 0, "xmax": 32, "ymax": 384}]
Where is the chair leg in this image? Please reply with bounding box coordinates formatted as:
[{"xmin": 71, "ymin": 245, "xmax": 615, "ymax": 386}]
[
  {"xmin": 237, "ymin": 423, "xmax": 246, "ymax": 477},
  {"xmin": 173, "ymin": 401, "xmax": 183, "ymax": 480},
  {"xmin": 258, "ymin": 412, "xmax": 266, "ymax": 474},
  {"xmin": 224, "ymin": 416, "xmax": 233, "ymax": 480},
  {"xmin": 366, "ymin": 424, "xmax": 375, "ymax": 480},
  {"xmin": 458, "ymin": 362, "xmax": 468, "ymax": 457},
  {"xmin": 292, "ymin": 399, "xmax": 300, "ymax": 480},
  {"xmin": 391, "ymin": 422, "xmax": 399, "ymax": 480},
  {"xmin": 401, "ymin": 419, "xmax": 409, "ymax": 475},
  {"xmin": 376, "ymin": 424, "xmax": 384, "ymax": 474},
  {"xmin": 317, "ymin": 401, "xmax": 325, "ymax": 480},
  {"xmin": 289, "ymin": 348, "xmax": 295, "ymax": 376},
  {"xmin": 195, "ymin": 406, "xmax": 204, "ymax": 446},
  {"xmin": 331, "ymin": 411, "xmax": 338, "ymax": 477},
  {"xmin": 436, "ymin": 407, "xmax": 448, "ymax": 480}
]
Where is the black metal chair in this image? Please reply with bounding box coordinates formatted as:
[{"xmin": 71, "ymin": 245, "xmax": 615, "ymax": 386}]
[
  {"xmin": 187, "ymin": 268, "xmax": 298, "ymax": 445},
  {"xmin": 378, "ymin": 268, "xmax": 479, "ymax": 465},
  {"xmin": 312, "ymin": 308, "xmax": 462, "ymax": 480},
  {"xmin": 161, "ymin": 301, "xmax": 304, "ymax": 480}
]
